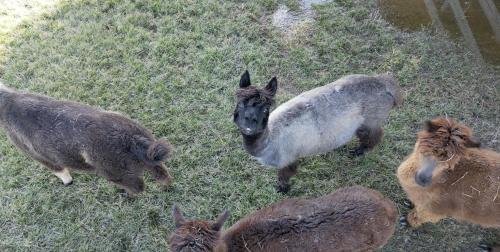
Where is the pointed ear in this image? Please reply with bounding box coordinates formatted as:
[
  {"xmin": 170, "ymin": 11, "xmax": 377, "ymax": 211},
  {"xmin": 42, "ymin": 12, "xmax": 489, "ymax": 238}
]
[
  {"xmin": 239, "ymin": 70, "xmax": 251, "ymax": 88},
  {"xmin": 172, "ymin": 205, "xmax": 186, "ymax": 228},
  {"xmin": 265, "ymin": 77, "xmax": 278, "ymax": 96},
  {"xmin": 464, "ymin": 136, "xmax": 481, "ymax": 148},
  {"xmin": 424, "ymin": 120, "xmax": 440, "ymax": 133},
  {"xmin": 211, "ymin": 210, "xmax": 229, "ymax": 231}
]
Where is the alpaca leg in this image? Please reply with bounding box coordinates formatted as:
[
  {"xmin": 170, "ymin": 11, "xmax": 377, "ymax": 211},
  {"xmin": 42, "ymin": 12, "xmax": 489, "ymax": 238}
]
[
  {"xmin": 35, "ymin": 159, "xmax": 73, "ymax": 186},
  {"xmin": 406, "ymin": 208, "xmax": 444, "ymax": 227},
  {"xmin": 277, "ymin": 162, "xmax": 299, "ymax": 193},
  {"xmin": 351, "ymin": 126, "xmax": 383, "ymax": 156},
  {"xmin": 146, "ymin": 164, "xmax": 172, "ymax": 186},
  {"xmin": 403, "ymin": 199, "xmax": 414, "ymax": 209},
  {"xmin": 53, "ymin": 168, "xmax": 73, "ymax": 186}
]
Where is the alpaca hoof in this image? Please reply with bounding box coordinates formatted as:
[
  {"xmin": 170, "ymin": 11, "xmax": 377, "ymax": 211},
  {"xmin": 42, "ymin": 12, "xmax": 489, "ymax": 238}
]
[
  {"xmin": 64, "ymin": 180, "xmax": 73, "ymax": 186},
  {"xmin": 118, "ymin": 189, "xmax": 128, "ymax": 195},
  {"xmin": 403, "ymin": 199, "xmax": 414, "ymax": 209},
  {"xmin": 276, "ymin": 184, "xmax": 290, "ymax": 194},
  {"xmin": 119, "ymin": 189, "xmax": 137, "ymax": 198},
  {"xmin": 399, "ymin": 216, "xmax": 409, "ymax": 229},
  {"xmin": 479, "ymin": 244, "xmax": 492, "ymax": 252},
  {"xmin": 349, "ymin": 147, "xmax": 366, "ymax": 157}
]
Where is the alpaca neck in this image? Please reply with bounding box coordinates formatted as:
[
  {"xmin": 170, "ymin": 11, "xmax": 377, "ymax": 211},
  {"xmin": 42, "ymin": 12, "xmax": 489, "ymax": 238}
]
[{"xmin": 241, "ymin": 128, "xmax": 269, "ymax": 156}]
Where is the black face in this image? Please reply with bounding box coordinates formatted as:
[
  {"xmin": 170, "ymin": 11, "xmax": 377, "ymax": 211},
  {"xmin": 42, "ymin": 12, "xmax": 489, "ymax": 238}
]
[
  {"xmin": 234, "ymin": 97, "xmax": 271, "ymax": 136},
  {"xmin": 233, "ymin": 70, "xmax": 277, "ymax": 137}
]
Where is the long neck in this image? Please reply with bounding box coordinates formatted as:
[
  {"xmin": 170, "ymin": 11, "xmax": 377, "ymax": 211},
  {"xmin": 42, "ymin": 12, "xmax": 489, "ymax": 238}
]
[{"xmin": 241, "ymin": 128, "xmax": 269, "ymax": 156}]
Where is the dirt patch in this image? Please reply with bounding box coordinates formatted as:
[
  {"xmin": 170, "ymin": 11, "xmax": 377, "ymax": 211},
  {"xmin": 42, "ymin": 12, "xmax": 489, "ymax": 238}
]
[
  {"xmin": 272, "ymin": 0, "xmax": 329, "ymax": 35},
  {"xmin": 0, "ymin": 0, "xmax": 60, "ymax": 34}
]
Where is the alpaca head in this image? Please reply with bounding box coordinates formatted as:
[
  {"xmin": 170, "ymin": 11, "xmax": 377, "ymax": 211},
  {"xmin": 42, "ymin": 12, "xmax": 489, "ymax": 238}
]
[
  {"xmin": 233, "ymin": 70, "xmax": 277, "ymax": 136},
  {"xmin": 169, "ymin": 205, "xmax": 229, "ymax": 252},
  {"xmin": 414, "ymin": 118, "xmax": 481, "ymax": 187}
]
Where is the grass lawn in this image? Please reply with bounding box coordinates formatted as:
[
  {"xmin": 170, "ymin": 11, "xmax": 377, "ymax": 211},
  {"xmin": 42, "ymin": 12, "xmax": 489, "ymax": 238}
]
[{"xmin": 0, "ymin": 0, "xmax": 499, "ymax": 251}]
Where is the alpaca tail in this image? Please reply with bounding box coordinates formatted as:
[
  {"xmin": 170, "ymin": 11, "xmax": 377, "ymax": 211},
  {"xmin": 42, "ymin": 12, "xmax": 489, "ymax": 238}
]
[
  {"xmin": 132, "ymin": 135, "xmax": 172, "ymax": 165},
  {"xmin": 379, "ymin": 72, "xmax": 403, "ymax": 107}
]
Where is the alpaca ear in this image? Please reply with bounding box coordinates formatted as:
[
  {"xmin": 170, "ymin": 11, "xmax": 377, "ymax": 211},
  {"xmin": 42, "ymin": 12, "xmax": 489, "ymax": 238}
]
[
  {"xmin": 172, "ymin": 205, "xmax": 186, "ymax": 228},
  {"xmin": 265, "ymin": 77, "xmax": 278, "ymax": 96},
  {"xmin": 424, "ymin": 120, "xmax": 440, "ymax": 133},
  {"xmin": 240, "ymin": 70, "xmax": 251, "ymax": 88},
  {"xmin": 212, "ymin": 210, "xmax": 229, "ymax": 231},
  {"xmin": 464, "ymin": 136, "xmax": 481, "ymax": 148}
]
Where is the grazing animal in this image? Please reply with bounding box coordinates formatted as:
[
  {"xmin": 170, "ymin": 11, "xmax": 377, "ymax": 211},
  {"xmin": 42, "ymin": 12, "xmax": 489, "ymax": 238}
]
[
  {"xmin": 397, "ymin": 118, "xmax": 500, "ymax": 228},
  {"xmin": 0, "ymin": 82, "xmax": 172, "ymax": 195},
  {"xmin": 169, "ymin": 186, "xmax": 397, "ymax": 252},
  {"xmin": 233, "ymin": 71, "xmax": 402, "ymax": 192}
]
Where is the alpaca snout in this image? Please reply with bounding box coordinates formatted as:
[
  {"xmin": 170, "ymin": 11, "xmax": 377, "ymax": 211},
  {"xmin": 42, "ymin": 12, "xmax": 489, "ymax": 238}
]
[
  {"xmin": 414, "ymin": 155, "xmax": 437, "ymax": 187},
  {"xmin": 243, "ymin": 127, "xmax": 253, "ymax": 135},
  {"xmin": 238, "ymin": 126, "xmax": 256, "ymax": 136},
  {"xmin": 415, "ymin": 172, "xmax": 432, "ymax": 187}
]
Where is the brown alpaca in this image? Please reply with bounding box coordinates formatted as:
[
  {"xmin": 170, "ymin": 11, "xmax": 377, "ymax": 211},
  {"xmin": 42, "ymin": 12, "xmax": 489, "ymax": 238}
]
[
  {"xmin": 397, "ymin": 118, "xmax": 500, "ymax": 228},
  {"xmin": 0, "ymin": 82, "xmax": 172, "ymax": 195},
  {"xmin": 169, "ymin": 186, "xmax": 397, "ymax": 252}
]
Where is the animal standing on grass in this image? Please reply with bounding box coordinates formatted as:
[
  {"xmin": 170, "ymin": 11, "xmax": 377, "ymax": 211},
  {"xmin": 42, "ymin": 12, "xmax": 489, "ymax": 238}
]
[
  {"xmin": 0, "ymin": 82, "xmax": 172, "ymax": 195},
  {"xmin": 397, "ymin": 118, "xmax": 500, "ymax": 229},
  {"xmin": 233, "ymin": 71, "xmax": 402, "ymax": 193},
  {"xmin": 170, "ymin": 186, "xmax": 397, "ymax": 252}
]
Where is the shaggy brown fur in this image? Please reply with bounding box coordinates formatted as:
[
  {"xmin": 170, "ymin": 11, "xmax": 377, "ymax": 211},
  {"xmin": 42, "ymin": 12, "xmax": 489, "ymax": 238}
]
[
  {"xmin": 0, "ymin": 83, "xmax": 172, "ymax": 195},
  {"xmin": 170, "ymin": 186, "xmax": 397, "ymax": 252},
  {"xmin": 397, "ymin": 118, "xmax": 500, "ymax": 227}
]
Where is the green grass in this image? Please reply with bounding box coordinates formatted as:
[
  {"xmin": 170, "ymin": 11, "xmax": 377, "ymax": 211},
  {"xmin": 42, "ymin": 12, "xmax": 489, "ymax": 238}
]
[{"xmin": 0, "ymin": 0, "xmax": 499, "ymax": 251}]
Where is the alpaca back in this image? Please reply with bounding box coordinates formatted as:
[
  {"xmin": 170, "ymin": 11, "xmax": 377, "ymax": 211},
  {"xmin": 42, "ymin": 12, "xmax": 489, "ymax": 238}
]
[
  {"xmin": 449, "ymin": 149, "xmax": 500, "ymax": 226},
  {"xmin": 256, "ymin": 74, "xmax": 400, "ymax": 167},
  {"xmin": 221, "ymin": 186, "xmax": 397, "ymax": 252}
]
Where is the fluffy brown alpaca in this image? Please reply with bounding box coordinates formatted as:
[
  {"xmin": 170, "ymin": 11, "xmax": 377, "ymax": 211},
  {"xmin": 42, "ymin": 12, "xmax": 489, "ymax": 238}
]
[
  {"xmin": 169, "ymin": 186, "xmax": 397, "ymax": 252},
  {"xmin": 0, "ymin": 82, "xmax": 172, "ymax": 195},
  {"xmin": 397, "ymin": 118, "xmax": 500, "ymax": 228}
]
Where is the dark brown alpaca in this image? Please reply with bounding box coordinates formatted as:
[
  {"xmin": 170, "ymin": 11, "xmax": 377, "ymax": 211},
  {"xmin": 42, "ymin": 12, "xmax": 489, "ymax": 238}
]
[
  {"xmin": 0, "ymin": 83, "xmax": 172, "ymax": 195},
  {"xmin": 398, "ymin": 118, "xmax": 500, "ymax": 228},
  {"xmin": 170, "ymin": 186, "xmax": 397, "ymax": 252}
]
